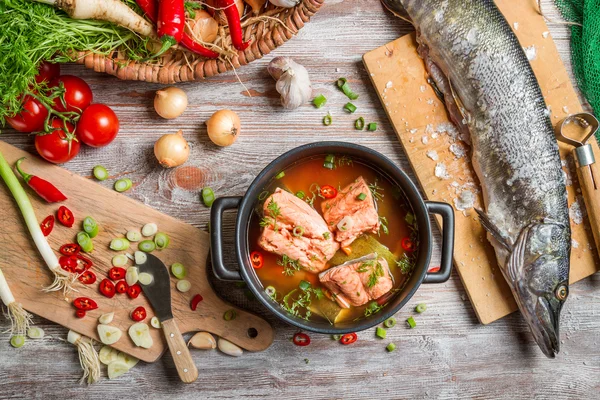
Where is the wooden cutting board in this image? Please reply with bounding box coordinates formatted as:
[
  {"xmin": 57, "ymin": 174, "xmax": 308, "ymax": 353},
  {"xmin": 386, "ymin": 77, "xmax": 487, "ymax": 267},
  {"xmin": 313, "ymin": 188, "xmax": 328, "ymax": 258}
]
[
  {"xmin": 363, "ymin": 0, "xmax": 600, "ymax": 324},
  {"xmin": 0, "ymin": 141, "xmax": 273, "ymax": 362}
]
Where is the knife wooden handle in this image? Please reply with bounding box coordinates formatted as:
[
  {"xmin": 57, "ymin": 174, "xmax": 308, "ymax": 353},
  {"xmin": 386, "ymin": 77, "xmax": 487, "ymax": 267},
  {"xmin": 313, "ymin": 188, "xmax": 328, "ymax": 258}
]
[
  {"xmin": 575, "ymin": 160, "xmax": 600, "ymax": 252},
  {"xmin": 161, "ymin": 319, "xmax": 199, "ymax": 383}
]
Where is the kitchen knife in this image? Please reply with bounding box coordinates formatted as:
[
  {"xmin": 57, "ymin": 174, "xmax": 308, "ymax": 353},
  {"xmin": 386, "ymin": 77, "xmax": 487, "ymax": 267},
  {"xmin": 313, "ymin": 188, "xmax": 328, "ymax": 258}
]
[{"xmin": 137, "ymin": 253, "xmax": 199, "ymax": 383}]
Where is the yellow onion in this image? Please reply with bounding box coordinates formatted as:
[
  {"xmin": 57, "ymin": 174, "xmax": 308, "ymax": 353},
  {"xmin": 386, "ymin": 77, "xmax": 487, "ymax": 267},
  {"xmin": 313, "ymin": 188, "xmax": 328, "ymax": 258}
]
[
  {"xmin": 206, "ymin": 110, "xmax": 241, "ymax": 147},
  {"xmin": 185, "ymin": 10, "xmax": 219, "ymax": 43},
  {"xmin": 154, "ymin": 130, "xmax": 190, "ymax": 168},
  {"xmin": 243, "ymin": 0, "xmax": 266, "ymax": 14},
  {"xmin": 154, "ymin": 87, "xmax": 188, "ymax": 119}
]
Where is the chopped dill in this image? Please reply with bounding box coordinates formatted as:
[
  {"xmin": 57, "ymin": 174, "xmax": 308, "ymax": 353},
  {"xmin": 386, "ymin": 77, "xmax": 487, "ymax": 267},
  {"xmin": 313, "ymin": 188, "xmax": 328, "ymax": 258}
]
[
  {"xmin": 263, "ymin": 198, "xmax": 281, "ymax": 231},
  {"xmin": 281, "ymin": 281, "xmax": 323, "ymax": 321},
  {"xmin": 367, "ymin": 262, "xmax": 384, "ymax": 288},
  {"xmin": 337, "ymin": 156, "xmax": 353, "ymax": 167},
  {"xmin": 323, "ymin": 232, "xmax": 331, "ymax": 240},
  {"xmin": 396, "ymin": 253, "xmax": 416, "ymax": 275},
  {"xmin": 378, "ymin": 216, "xmax": 389, "ymax": 235},
  {"xmin": 368, "ymin": 180, "xmax": 385, "ymax": 202},
  {"xmin": 363, "ymin": 301, "xmax": 383, "ymax": 317},
  {"xmin": 278, "ymin": 254, "xmax": 301, "ymax": 276}
]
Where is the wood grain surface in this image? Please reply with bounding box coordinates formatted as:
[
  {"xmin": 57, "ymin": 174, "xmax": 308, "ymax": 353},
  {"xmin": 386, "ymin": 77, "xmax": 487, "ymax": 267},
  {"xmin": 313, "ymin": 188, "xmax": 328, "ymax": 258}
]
[
  {"xmin": 0, "ymin": 1, "xmax": 598, "ymax": 399},
  {"xmin": 363, "ymin": 0, "xmax": 600, "ymax": 325}
]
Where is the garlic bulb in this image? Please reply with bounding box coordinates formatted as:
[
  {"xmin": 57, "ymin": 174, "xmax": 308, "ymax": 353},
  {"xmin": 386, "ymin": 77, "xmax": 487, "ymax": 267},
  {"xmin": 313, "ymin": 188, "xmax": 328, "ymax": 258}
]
[
  {"xmin": 267, "ymin": 57, "xmax": 312, "ymax": 110},
  {"xmin": 268, "ymin": 0, "xmax": 299, "ymax": 7}
]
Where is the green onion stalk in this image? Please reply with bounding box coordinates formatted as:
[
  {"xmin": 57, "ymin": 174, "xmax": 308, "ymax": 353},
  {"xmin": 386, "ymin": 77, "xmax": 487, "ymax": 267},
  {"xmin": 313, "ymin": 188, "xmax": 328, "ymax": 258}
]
[
  {"xmin": 0, "ymin": 268, "xmax": 33, "ymax": 338},
  {"xmin": 0, "ymin": 150, "xmax": 74, "ymax": 293},
  {"xmin": 67, "ymin": 330, "xmax": 101, "ymax": 385}
]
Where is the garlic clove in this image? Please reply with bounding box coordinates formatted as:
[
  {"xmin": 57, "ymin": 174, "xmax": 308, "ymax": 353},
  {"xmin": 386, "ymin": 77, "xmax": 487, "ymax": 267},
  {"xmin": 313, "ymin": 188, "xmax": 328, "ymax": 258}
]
[
  {"xmin": 188, "ymin": 332, "xmax": 217, "ymax": 349},
  {"xmin": 218, "ymin": 338, "xmax": 243, "ymax": 357}
]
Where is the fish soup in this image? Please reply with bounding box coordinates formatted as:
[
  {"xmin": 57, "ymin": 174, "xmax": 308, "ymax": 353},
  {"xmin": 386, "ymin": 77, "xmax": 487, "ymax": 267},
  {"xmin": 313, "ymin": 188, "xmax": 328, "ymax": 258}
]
[{"xmin": 248, "ymin": 154, "xmax": 419, "ymax": 325}]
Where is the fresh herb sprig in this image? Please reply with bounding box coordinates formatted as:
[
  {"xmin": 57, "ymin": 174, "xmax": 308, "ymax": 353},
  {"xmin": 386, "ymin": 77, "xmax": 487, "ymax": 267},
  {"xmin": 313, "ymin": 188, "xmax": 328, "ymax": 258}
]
[
  {"xmin": 281, "ymin": 281, "xmax": 324, "ymax": 321},
  {"xmin": 278, "ymin": 254, "xmax": 301, "ymax": 277}
]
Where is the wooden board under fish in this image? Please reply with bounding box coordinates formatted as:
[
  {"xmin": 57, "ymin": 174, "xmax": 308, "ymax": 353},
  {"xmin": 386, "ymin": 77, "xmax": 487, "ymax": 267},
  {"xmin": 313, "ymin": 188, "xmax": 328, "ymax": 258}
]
[{"xmin": 363, "ymin": 0, "xmax": 600, "ymax": 324}]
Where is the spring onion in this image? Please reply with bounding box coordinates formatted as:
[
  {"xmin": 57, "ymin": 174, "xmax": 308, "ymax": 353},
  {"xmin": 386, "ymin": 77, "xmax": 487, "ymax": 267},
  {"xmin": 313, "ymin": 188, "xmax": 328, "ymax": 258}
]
[
  {"xmin": 114, "ymin": 178, "xmax": 133, "ymax": 193},
  {"xmin": 415, "ymin": 303, "xmax": 427, "ymax": 313},
  {"xmin": 201, "ymin": 187, "xmax": 215, "ymax": 207},
  {"xmin": 138, "ymin": 272, "xmax": 154, "ymax": 286},
  {"xmin": 312, "ymin": 94, "xmax": 327, "ymax": 108},
  {"xmin": 323, "ymin": 155, "xmax": 335, "ymax": 170},
  {"xmin": 406, "ymin": 316, "xmax": 416, "ymax": 328},
  {"xmin": 384, "ymin": 317, "xmax": 396, "ymax": 328},
  {"xmin": 171, "ymin": 263, "xmax": 187, "ymax": 279},
  {"xmin": 10, "ymin": 335, "xmax": 25, "ymax": 348},
  {"xmin": 376, "ymin": 327, "xmax": 387, "ymax": 339},
  {"xmin": 93, "ymin": 165, "xmax": 109, "ymax": 181},
  {"xmin": 154, "ymin": 232, "xmax": 170, "ymax": 250},
  {"xmin": 0, "ymin": 268, "xmax": 32, "ymax": 337},
  {"xmin": 299, "ymin": 280, "xmax": 311, "ymax": 291},
  {"xmin": 126, "ymin": 267, "xmax": 139, "ymax": 286},
  {"xmin": 275, "ymin": 171, "xmax": 285, "ymax": 180},
  {"xmin": 82, "ymin": 216, "xmax": 99, "ymax": 238},
  {"xmin": 77, "ymin": 232, "xmax": 94, "ymax": 253},
  {"xmin": 112, "ymin": 254, "xmax": 129, "ymax": 267},
  {"xmin": 134, "ymin": 251, "xmax": 147, "ymax": 265},
  {"xmin": 323, "ymin": 114, "xmax": 332, "ymax": 126},
  {"xmin": 258, "ymin": 191, "xmax": 269, "ymax": 201},
  {"xmin": 367, "ymin": 122, "xmax": 378, "ymax": 131},
  {"xmin": 295, "ymin": 191, "xmax": 305, "ymax": 199},
  {"xmin": 332, "ymin": 334, "xmax": 342, "ymax": 340},
  {"xmin": 386, "ymin": 343, "xmax": 396, "ymax": 352},
  {"xmin": 0, "ymin": 151, "xmax": 71, "ymax": 292},
  {"xmin": 355, "ymin": 117, "xmax": 365, "ymax": 130},
  {"xmin": 223, "ymin": 309, "xmax": 237, "ymax": 321},
  {"xmin": 176, "ymin": 279, "xmax": 191, "ymax": 292},
  {"xmin": 357, "ymin": 193, "xmax": 367, "ymax": 201},
  {"xmin": 27, "ymin": 327, "xmax": 45, "ymax": 339},
  {"xmin": 343, "ymin": 102, "xmax": 357, "ymax": 113},
  {"xmin": 265, "ymin": 286, "xmax": 276, "ymax": 298},
  {"xmin": 138, "ymin": 240, "xmax": 156, "ymax": 253},
  {"xmin": 110, "ymin": 238, "xmax": 130, "ymax": 251},
  {"xmin": 141, "ymin": 223, "xmax": 158, "ymax": 237},
  {"xmin": 150, "ymin": 316, "xmax": 161, "ymax": 329},
  {"xmin": 336, "ymin": 78, "xmax": 359, "ymax": 100},
  {"xmin": 126, "ymin": 230, "xmax": 142, "ymax": 242},
  {"xmin": 293, "ymin": 226, "xmax": 305, "ymax": 237},
  {"xmin": 68, "ymin": 330, "xmax": 102, "ymax": 384}
]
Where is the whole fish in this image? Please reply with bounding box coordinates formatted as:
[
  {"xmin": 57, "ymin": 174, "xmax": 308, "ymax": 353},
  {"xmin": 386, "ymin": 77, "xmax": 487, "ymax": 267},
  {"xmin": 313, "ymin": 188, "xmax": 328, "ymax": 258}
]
[{"xmin": 383, "ymin": 0, "xmax": 571, "ymax": 358}]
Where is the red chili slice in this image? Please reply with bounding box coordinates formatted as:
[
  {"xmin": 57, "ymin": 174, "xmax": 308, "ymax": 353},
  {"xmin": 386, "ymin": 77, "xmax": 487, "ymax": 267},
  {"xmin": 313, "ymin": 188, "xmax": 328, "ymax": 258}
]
[
  {"xmin": 340, "ymin": 332, "xmax": 357, "ymax": 345},
  {"xmin": 293, "ymin": 332, "xmax": 311, "ymax": 346},
  {"xmin": 428, "ymin": 266, "xmax": 440, "ymax": 273},
  {"xmin": 401, "ymin": 237, "xmax": 416, "ymax": 252},
  {"xmin": 250, "ymin": 251, "xmax": 264, "ymax": 269},
  {"xmin": 131, "ymin": 306, "xmax": 147, "ymax": 322},
  {"xmin": 59, "ymin": 243, "xmax": 81, "ymax": 256},
  {"xmin": 127, "ymin": 284, "xmax": 142, "ymax": 299},
  {"xmin": 108, "ymin": 267, "xmax": 126, "ymax": 281},
  {"xmin": 99, "ymin": 279, "xmax": 116, "ymax": 298},
  {"xmin": 40, "ymin": 215, "xmax": 55, "ymax": 237},
  {"xmin": 320, "ymin": 185, "xmax": 338, "ymax": 199},
  {"xmin": 57, "ymin": 206, "xmax": 75, "ymax": 227},
  {"xmin": 59, "ymin": 255, "xmax": 78, "ymax": 273},
  {"xmin": 75, "ymin": 310, "xmax": 86, "ymax": 319},
  {"xmin": 75, "ymin": 254, "xmax": 93, "ymax": 273},
  {"xmin": 115, "ymin": 280, "xmax": 129, "ymax": 294},
  {"xmin": 190, "ymin": 294, "xmax": 203, "ymax": 311},
  {"xmin": 73, "ymin": 297, "xmax": 98, "ymax": 311},
  {"xmin": 78, "ymin": 271, "xmax": 97, "ymax": 285}
]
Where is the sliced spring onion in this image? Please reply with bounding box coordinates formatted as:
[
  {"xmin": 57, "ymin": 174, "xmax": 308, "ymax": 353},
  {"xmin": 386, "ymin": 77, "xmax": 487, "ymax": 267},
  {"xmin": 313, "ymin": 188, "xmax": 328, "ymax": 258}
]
[
  {"xmin": 138, "ymin": 272, "xmax": 154, "ymax": 286},
  {"xmin": 112, "ymin": 254, "xmax": 129, "ymax": 267},
  {"xmin": 126, "ymin": 230, "xmax": 142, "ymax": 242},
  {"xmin": 415, "ymin": 303, "xmax": 427, "ymax": 313},
  {"xmin": 27, "ymin": 327, "xmax": 44, "ymax": 339},
  {"xmin": 258, "ymin": 191, "xmax": 269, "ymax": 201},
  {"xmin": 275, "ymin": 171, "xmax": 285, "ymax": 180},
  {"xmin": 312, "ymin": 94, "xmax": 327, "ymax": 108},
  {"xmin": 10, "ymin": 335, "xmax": 25, "ymax": 348},
  {"xmin": 325, "ymin": 154, "xmax": 335, "ymax": 163},
  {"xmin": 93, "ymin": 165, "xmax": 109, "ymax": 181},
  {"xmin": 295, "ymin": 191, "xmax": 305, "ymax": 199},
  {"xmin": 77, "ymin": 232, "xmax": 94, "ymax": 253},
  {"xmin": 201, "ymin": 187, "xmax": 215, "ymax": 207},
  {"xmin": 141, "ymin": 223, "xmax": 158, "ymax": 237},
  {"xmin": 324, "ymin": 162, "xmax": 335, "ymax": 170},
  {"xmin": 125, "ymin": 253, "xmax": 135, "ymax": 261},
  {"xmin": 134, "ymin": 251, "xmax": 147, "ymax": 266},
  {"xmin": 405, "ymin": 213, "xmax": 414, "ymax": 225},
  {"xmin": 114, "ymin": 178, "xmax": 133, "ymax": 193},
  {"xmin": 150, "ymin": 316, "xmax": 161, "ymax": 329},
  {"xmin": 293, "ymin": 226, "xmax": 305, "ymax": 237},
  {"xmin": 176, "ymin": 279, "xmax": 191, "ymax": 292},
  {"xmin": 323, "ymin": 114, "xmax": 332, "ymax": 126},
  {"xmin": 171, "ymin": 263, "xmax": 187, "ymax": 279},
  {"xmin": 154, "ymin": 232, "xmax": 170, "ymax": 250},
  {"xmin": 384, "ymin": 317, "xmax": 396, "ymax": 328},
  {"xmin": 357, "ymin": 192, "xmax": 366, "ymax": 201},
  {"xmin": 265, "ymin": 286, "xmax": 276, "ymax": 298},
  {"xmin": 138, "ymin": 240, "xmax": 156, "ymax": 253},
  {"xmin": 386, "ymin": 343, "xmax": 396, "ymax": 352},
  {"xmin": 299, "ymin": 280, "xmax": 311, "ymax": 291},
  {"xmin": 126, "ymin": 267, "xmax": 139, "ymax": 286},
  {"xmin": 332, "ymin": 334, "xmax": 342, "ymax": 340},
  {"xmin": 406, "ymin": 316, "xmax": 416, "ymax": 329},
  {"xmin": 355, "ymin": 117, "xmax": 365, "ymax": 130},
  {"xmin": 336, "ymin": 77, "xmax": 359, "ymax": 100},
  {"xmin": 343, "ymin": 102, "xmax": 357, "ymax": 113},
  {"xmin": 82, "ymin": 216, "xmax": 99, "ymax": 238},
  {"xmin": 367, "ymin": 122, "xmax": 378, "ymax": 131},
  {"xmin": 223, "ymin": 309, "xmax": 237, "ymax": 321},
  {"xmin": 376, "ymin": 327, "xmax": 387, "ymax": 339},
  {"xmin": 110, "ymin": 238, "xmax": 130, "ymax": 251}
]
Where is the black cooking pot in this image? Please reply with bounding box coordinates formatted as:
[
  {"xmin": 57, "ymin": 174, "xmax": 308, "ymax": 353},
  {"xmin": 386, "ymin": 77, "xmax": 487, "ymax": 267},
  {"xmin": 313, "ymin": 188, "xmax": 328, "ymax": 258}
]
[{"xmin": 210, "ymin": 142, "xmax": 454, "ymax": 334}]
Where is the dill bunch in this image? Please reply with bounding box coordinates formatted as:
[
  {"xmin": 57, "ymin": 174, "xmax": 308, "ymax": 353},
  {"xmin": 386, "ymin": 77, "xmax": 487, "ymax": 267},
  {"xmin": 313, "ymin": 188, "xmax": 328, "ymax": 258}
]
[{"xmin": 0, "ymin": 0, "xmax": 151, "ymax": 121}]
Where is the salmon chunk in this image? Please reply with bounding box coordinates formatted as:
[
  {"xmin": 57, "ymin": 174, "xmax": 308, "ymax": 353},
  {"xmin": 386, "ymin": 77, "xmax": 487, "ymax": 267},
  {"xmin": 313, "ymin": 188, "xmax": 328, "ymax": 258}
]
[
  {"xmin": 321, "ymin": 176, "xmax": 380, "ymax": 248},
  {"xmin": 258, "ymin": 188, "xmax": 339, "ymax": 273},
  {"xmin": 318, "ymin": 254, "xmax": 394, "ymax": 308}
]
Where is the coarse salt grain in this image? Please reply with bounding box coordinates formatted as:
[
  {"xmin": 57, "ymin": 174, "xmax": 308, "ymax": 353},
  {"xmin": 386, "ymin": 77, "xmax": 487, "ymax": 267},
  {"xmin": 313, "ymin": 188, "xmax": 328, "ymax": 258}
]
[
  {"xmin": 434, "ymin": 163, "xmax": 450, "ymax": 180},
  {"xmin": 426, "ymin": 150, "xmax": 439, "ymax": 161}
]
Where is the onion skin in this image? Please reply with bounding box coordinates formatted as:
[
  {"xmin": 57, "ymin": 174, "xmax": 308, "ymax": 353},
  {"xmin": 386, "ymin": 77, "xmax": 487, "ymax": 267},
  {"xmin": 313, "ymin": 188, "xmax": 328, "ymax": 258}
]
[
  {"xmin": 185, "ymin": 10, "xmax": 218, "ymax": 43},
  {"xmin": 154, "ymin": 130, "xmax": 190, "ymax": 168},
  {"xmin": 154, "ymin": 87, "xmax": 188, "ymax": 119},
  {"xmin": 206, "ymin": 109, "xmax": 241, "ymax": 147}
]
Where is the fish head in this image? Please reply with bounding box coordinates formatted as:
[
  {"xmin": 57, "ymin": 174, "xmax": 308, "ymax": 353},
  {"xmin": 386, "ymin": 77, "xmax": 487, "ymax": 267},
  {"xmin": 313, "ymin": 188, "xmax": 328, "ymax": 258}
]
[{"xmin": 512, "ymin": 221, "xmax": 570, "ymax": 359}]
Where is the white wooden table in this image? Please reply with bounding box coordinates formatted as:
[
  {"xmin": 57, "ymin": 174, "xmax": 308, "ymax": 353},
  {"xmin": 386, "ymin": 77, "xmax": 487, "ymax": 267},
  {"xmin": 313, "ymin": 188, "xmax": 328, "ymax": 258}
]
[{"xmin": 1, "ymin": 1, "xmax": 599, "ymax": 398}]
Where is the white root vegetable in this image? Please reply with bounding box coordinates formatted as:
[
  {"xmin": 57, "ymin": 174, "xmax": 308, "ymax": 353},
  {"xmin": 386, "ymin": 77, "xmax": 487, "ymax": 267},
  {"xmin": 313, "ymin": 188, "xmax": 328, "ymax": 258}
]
[
  {"xmin": 67, "ymin": 330, "xmax": 102, "ymax": 385},
  {"xmin": 0, "ymin": 268, "xmax": 33, "ymax": 337},
  {"xmin": 188, "ymin": 332, "xmax": 217, "ymax": 349}
]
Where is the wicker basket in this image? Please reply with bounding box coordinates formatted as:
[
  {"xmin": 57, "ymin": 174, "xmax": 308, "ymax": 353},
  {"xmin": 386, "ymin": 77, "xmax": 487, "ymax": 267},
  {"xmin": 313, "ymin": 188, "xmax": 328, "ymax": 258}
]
[{"xmin": 76, "ymin": 0, "xmax": 323, "ymax": 84}]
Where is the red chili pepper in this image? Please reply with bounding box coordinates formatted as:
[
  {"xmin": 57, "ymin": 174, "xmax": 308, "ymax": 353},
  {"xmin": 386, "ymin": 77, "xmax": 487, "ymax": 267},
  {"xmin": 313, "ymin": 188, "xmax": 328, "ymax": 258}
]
[
  {"xmin": 59, "ymin": 255, "xmax": 77, "ymax": 273},
  {"xmin": 131, "ymin": 306, "xmax": 147, "ymax": 322},
  {"xmin": 115, "ymin": 280, "xmax": 129, "ymax": 294},
  {"xmin": 15, "ymin": 157, "xmax": 67, "ymax": 203},
  {"xmin": 340, "ymin": 332, "xmax": 357, "ymax": 345},
  {"xmin": 127, "ymin": 284, "xmax": 142, "ymax": 299},
  {"xmin": 40, "ymin": 215, "xmax": 54, "ymax": 237},
  {"xmin": 216, "ymin": 0, "xmax": 250, "ymax": 51},
  {"xmin": 75, "ymin": 310, "xmax": 87, "ymax": 319},
  {"xmin": 76, "ymin": 254, "xmax": 93, "ymax": 271},
  {"xmin": 293, "ymin": 332, "xmax": 311, "ymax": 346},
  {"xmin": 190, "ymin": 294, "xmax": 203, "ymax": 311},
  {"xmin": 108, "ymin": 267, "xmax": 126, "ymax": 281},
  {"xmin": 250, "ymin": 251, "xmax": 264, "ymax": 269},
  {"xmin": 428, "ymin": 266, "xmax": 440, "ymax": 273},
  {"xmin": 59, "ymin": 243, "xmax": 81, "ymax": 256},
  {"xmin": 151, "ymin": 0, "xmax": 186, "ymax": 58},
  {"xmin": 73, "ymin": 297, "xmax": 98, "ymax": 311},
  {"xmin": 99, "ymin": 279, "xmax": 116, "ymax": 298},
  {"xmin": 401, "ymin": 237, "xmax": 416, "ymax": 252},
  {"xmin": 78, "ymin": 271, "xmax": 97, "ymax": 285},
  {"xmin": 320, "ymin": 185, "xmax": 338, "ymax": 199},
  {"xmin": 57, "ymin": 206, "xmax": 74, "ymax": 227}
]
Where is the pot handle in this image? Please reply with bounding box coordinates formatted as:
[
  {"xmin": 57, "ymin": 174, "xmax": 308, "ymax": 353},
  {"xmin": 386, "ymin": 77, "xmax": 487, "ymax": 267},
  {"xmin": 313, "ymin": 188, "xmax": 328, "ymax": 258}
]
[
  {"xmin": 423, "ymin": 201, "xmax": 455, "ymax": 284},
  {"xmin": 210, "ymin": 196, "xmax": 243, "ymax": 282}
]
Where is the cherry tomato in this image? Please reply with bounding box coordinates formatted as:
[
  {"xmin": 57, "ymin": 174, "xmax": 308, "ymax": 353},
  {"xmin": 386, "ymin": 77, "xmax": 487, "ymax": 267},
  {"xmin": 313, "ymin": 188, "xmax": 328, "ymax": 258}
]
[
  {"xmin": 78, "ymin": 271, "xmax": 97, "ymax": 285},
  {"xmin": 5, "ymin": 96, "xmax": 48, "ymax": 133},
  {"xmin": 59, "ymin": 243, "xmax": 81, "ymax": 256},
  {"xmin": 99, "ymin": 279, "xmax": 116, "ymax": 298},
  {"xmin": 340, "ymin": 332, "xmax": 357, "ymax": 345},
  {"xmin": 320, "ymin": 185, "xmax": 338, "ymax": 199},
  {"xmin": 40, "ymin": 215, "xmax": 55, "ymax": 237},
  {"xmin": 77, "ymin": 104, "xmax": 119, "ymax": 148},
  {"xmin": 127, "ymin": 284, "xmax": 142, "ymax": 299},
  {"xmin": 401, "ymin": 237, "xmax": 416, "ymax": 252},
  {"xmin": 108, "ymin": 267, "xmax": 126, "ymax": 281},
  {"xmin": 131, "ymin": 306, "xmax": 147, "ymax": 322},
  {"xmin": 35, "ymin": 61, "xmax": 60, "ymax": 84},
  {"xmin": 74, "ymin": 254, "xmax": 93, "ymax": 273},
  {"xmin": 190, "ymin": 294, "xmax": 203, "ymax": 311},
  {"xmin": 34, "ymin": 119, "xmax": 80, "ymax": 164},
  {"xmin": 50, "ymin": 75, "xmax": 93, "ymax": 113},
  {"xmin": 250, "ymin": 251, "xmax": 264, "ymax": 269},
  {"xmin": 59, "ymin": 255, "xmax": 77, "ymax": 273},
  {"xmin": 75, "ymin": 310, "xmax": 87, "ymax": 319},
  {"xmin": 73, "ymin": 297, "xmax": 98, "ymax": 311},
  {"xmin": 57, "ymin": 205, "xmax": 75, "ymax": 227},
  {"xmin": 293, "ymin": 332, "xmax": 311, "ymax": 346},
  {"xmin": 115, "ymin": 280, "xmax": 129, "ymax": 294}
]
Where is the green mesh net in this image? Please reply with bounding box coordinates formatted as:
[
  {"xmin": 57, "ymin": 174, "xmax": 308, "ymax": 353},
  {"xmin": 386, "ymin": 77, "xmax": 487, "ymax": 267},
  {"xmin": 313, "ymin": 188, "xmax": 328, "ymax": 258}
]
[{"xmin": 553, "ymin": 0, "xmax": 600, "ymax": 116}]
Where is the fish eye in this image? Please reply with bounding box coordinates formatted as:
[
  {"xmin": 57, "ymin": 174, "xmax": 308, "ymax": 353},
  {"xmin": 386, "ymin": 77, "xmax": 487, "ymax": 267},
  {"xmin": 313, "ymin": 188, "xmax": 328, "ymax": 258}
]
[{"xmin": 555, "ymin": 285, "xmax": 568, "ymax": 301}]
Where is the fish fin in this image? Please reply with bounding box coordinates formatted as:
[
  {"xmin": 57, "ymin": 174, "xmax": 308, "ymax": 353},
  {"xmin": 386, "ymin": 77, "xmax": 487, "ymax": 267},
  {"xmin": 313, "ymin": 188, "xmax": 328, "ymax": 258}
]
[
  {"xmin": 449, "ymin": 80, "xmax": 468, "ymax": 123},
  {"xmin": 475, "ymin": 208, "xmax": 512, "ymax": 251},
  {"xmin": 506, "ymin": 225, "xmax": 533, "ymax": 283},
  {"xmin": 381, "ymin": 0, "xmax": 413, "ymax": 25}
]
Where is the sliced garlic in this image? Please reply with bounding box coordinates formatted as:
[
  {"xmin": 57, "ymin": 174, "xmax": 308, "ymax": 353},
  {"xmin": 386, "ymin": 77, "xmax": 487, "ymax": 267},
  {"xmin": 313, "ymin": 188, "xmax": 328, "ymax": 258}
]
[
  {"xmin": 97, "ymin": 324, "xmax": 122, "ymax": 345},
  {"xmin": 107, "ymin": 361, "xmax": 129, "ymax": 379},
  {"xmin": 150, "ymin": 316, "xmax": 161, "ymax": 329},
  {"xmin": 134, "ymin": 251, "xmax": 147, "ymax": 265},
  {"xmin": 126, "ymin": 266, "xmax": 139, "ymax": 286},
  {"xmin": 99, "ymin": 346, "xmax": 120, "ymax": 365},
  {"xmin": 188, "ymin": 332, "xmax": 217, "ymax": 350},
  {"xmin": 98, "ymin": 312, "xmax": 115, "ymax": 325},
  {"xmin": 129, "ymin": 323, "xmax": 153, "ymax": 349},
  {"xmin": 117, "ymin": 352, "xmax": 140, "ymax": 369},
  {"xmin": 218, "ymin": 338, "xmax": 243, "ymax": 357}
]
